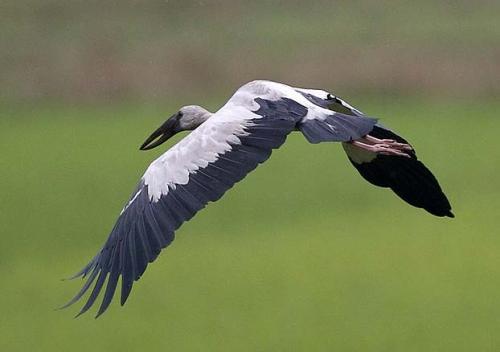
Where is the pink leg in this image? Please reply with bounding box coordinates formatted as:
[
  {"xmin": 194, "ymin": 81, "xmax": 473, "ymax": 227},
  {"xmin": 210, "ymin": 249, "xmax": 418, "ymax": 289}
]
[
  {"xmin": 364, "ymin": 135, "xmax": 413, "ymax": 151},
  {"xmin": 350, "ymin": 134, "xmax": 413, "ymax": 158}
]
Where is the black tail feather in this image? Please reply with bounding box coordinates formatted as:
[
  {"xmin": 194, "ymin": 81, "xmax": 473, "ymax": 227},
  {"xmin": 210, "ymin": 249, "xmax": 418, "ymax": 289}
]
[{"xmin": 347, "ymin": 125, "xmax": 453, "ymax": 217}]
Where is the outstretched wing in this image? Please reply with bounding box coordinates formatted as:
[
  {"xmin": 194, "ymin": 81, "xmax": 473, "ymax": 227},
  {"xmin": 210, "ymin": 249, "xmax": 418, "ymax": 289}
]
[
  {"xmin": 295, "ymin": 87, "xmax": 377, "ymax": 143},
  {"xmin": 294, "ymin": 87, "xmax": 453, "ymax": 217},
  {"xmin": 63, "ymin": 85, "xmax": 308, "ymax": 317}
]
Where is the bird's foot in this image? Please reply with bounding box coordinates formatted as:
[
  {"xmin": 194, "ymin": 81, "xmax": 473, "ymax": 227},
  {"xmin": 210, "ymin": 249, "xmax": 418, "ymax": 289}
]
[
  {"xmin": 351, "ymin": 135, "xmax": 413, "ymax": 158},
  {"xmin": 363, "ymin": 135, "xmax": 413, "ymax": 151}
]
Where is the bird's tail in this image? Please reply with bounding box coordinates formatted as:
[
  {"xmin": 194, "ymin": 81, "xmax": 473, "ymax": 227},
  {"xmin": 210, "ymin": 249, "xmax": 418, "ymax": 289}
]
[{"xmin": 344, "ymin": 125, "xmax": 454, "ymax": 217}]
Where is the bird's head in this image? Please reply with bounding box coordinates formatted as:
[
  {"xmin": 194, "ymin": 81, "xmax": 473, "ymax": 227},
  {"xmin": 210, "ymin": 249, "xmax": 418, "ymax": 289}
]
[{"xmin": 140, "ymin": 105, "xmax": 212, "ymax": 150}]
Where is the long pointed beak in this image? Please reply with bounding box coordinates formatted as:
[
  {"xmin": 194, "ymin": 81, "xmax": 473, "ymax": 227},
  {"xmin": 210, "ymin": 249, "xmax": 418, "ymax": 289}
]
[{"xmin": 140, "ymin": 113, "xmax": 180, "ymax": 151}]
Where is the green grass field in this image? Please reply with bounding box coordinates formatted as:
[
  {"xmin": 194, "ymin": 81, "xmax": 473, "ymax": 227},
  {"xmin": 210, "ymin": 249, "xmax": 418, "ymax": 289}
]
[{"xmin": 1, "ymin": 98, "xmax": 499, "ymax": 351}]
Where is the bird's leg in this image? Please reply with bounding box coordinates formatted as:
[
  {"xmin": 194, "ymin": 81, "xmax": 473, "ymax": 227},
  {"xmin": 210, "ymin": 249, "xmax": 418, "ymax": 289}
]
[
  {"xmin": 363, "ymin": 135, "xmax": 413, "ymax": 151},
  {"xmin": 350, "ymin": 134, "xmax": 413, "ymax": 157}
]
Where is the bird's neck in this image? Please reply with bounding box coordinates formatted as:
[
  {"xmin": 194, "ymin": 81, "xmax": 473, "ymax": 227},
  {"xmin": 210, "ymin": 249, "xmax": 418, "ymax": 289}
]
[
  {"xmin": 199, "ymin": 109, "xmax": 213, "ymax": 123},
  {"xmin": 192, "ymin": 108, "xmax": 213, "ymax": 129}
]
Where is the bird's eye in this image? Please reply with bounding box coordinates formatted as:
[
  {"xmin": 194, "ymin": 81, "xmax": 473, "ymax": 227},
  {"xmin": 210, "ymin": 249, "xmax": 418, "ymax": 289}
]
[{"xmin": 327, "ymin": 93, "xmax": 334, "ymax": 100}]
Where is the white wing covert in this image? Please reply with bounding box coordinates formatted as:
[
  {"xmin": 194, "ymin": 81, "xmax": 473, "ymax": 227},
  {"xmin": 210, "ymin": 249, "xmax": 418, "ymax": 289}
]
[
  {"xmin": 63, "ymin": 80, "xmax": 451, "ymax": 318},
  {"xmin": 63, "ymin": 81, "xmax": 309, "ymax": 317}
]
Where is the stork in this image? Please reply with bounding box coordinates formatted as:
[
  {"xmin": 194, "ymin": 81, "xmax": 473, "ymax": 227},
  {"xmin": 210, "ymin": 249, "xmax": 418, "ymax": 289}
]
[{"xmin": 63, "ymin": 80, "xmax": 453, "ymax": 317}]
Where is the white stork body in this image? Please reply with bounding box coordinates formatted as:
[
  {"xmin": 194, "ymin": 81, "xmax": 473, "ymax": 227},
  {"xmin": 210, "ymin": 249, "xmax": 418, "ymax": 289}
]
[
  {"xmin": 64, "ymin": 80, "xmax": 453, "ymax": 317},
  {"xmin": 144, "ymin": 80, "xmax": 373, "ymax": 201},
  {"xmin": 147, "ymin": 82, "xmax": 326, "ymax": 194}
]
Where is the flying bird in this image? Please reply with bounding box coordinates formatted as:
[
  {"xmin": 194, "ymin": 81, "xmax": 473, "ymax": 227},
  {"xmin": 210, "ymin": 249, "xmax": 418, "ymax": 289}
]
[{"xmin": 63, "ymin": 80, "xmax": 453, "ymax": 317}]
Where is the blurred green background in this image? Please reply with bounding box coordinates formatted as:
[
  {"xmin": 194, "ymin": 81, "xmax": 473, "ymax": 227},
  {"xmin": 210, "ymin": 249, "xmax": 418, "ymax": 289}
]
[{"xmin": 1, "ymin": 1, "xmax": 500, "ymax": 351}]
